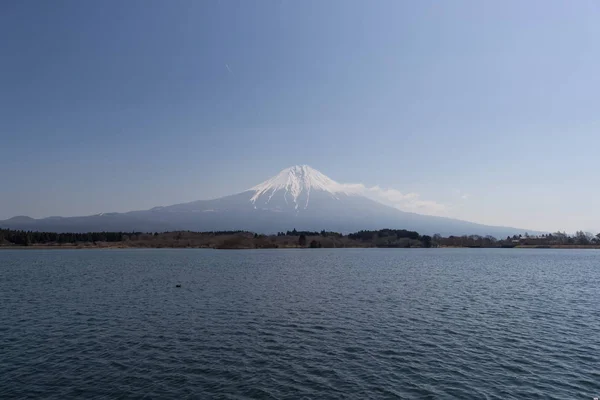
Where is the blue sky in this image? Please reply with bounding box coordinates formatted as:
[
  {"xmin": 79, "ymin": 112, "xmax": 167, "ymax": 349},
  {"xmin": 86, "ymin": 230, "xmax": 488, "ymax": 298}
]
[{"xmin": 1, "ymin": 0, "xmax": 599, "ymax": 232}]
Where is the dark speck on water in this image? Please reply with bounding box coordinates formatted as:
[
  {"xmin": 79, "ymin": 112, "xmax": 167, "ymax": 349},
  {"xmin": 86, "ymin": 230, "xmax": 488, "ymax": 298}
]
[{"xmin": 1, "ymin": 248, "xmax": 600, "ymax": 399}]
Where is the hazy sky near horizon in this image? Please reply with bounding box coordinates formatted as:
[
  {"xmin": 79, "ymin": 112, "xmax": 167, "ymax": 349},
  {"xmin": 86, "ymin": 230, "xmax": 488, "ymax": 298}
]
[{"xmin": 1, "ymin": 0, "xmax": 599, "ymax": 232}]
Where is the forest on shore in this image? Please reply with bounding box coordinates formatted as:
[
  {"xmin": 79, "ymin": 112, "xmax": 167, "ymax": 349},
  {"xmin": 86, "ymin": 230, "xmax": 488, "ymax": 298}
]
[{"xmin": 2, "ymin": 228, "xmax": 600, "ymax": 249}]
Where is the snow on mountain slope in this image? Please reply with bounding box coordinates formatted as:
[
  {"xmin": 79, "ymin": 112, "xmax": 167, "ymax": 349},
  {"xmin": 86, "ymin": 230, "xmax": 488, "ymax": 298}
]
[{"xmin": 249, "ymin": 165, "xmax": 350, "ymax": 210}]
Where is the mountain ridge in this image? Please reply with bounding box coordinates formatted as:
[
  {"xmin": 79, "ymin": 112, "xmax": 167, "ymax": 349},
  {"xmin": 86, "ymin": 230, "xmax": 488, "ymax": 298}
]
[{"xmin": 1, "ymin": 165, "xmax": 540, "ymax": 237}]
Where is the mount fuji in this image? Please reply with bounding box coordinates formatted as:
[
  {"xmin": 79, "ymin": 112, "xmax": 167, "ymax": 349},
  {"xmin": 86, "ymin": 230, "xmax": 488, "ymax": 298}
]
[{"xmin": 1, "ymin": 165, "xmax": 534, "ymax": 237}]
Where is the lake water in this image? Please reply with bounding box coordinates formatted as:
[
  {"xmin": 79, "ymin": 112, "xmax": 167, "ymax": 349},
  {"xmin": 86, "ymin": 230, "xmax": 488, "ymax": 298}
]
[{"xmin": 1, "ymin": 248, "xmax": 599, "ymax": 399}]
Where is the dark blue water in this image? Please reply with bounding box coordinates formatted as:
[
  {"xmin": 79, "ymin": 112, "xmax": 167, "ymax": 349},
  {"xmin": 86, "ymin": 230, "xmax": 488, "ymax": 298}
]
[{"xmin": 1, "ymin": 249, "xmax": 599, "ymax": 399}]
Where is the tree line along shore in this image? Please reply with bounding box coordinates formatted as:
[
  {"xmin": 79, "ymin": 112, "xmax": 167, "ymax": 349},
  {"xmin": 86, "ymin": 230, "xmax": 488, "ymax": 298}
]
[{"xmin": 1, "ymin": 228, "xmax": 600, "ymax": 249}]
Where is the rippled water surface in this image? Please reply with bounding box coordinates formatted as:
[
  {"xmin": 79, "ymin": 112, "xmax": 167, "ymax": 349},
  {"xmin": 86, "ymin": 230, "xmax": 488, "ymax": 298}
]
[{"xmin": 1, "ymin": 248, "xmax": 600, "ymax": 399}]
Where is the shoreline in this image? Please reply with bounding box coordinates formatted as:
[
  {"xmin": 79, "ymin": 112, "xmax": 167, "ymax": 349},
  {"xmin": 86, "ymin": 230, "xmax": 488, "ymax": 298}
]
[{"xmin": 2, "ymin": 245, "xmax": 600, "ymax": 250}]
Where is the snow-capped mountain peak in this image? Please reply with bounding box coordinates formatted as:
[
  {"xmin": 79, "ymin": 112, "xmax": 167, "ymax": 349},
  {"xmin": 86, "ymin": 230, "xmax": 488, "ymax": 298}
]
[
  {"xmin": 249, "ymin": 165, "xmax": 347, "ymax": 208},
  {"xmin": 0, "ymin": 164, "xmax": 534, "ymax": 237}
]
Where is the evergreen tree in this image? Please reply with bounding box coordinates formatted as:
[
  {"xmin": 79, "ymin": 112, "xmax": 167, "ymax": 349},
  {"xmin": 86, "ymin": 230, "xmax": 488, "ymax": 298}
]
[
  {"xmin": 421, "ymin": 235, "xmax": 432, "ymax": 248},
  {"xmin": 299, "ymin": 234, "xmax": 306, "ymax": 247}
]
